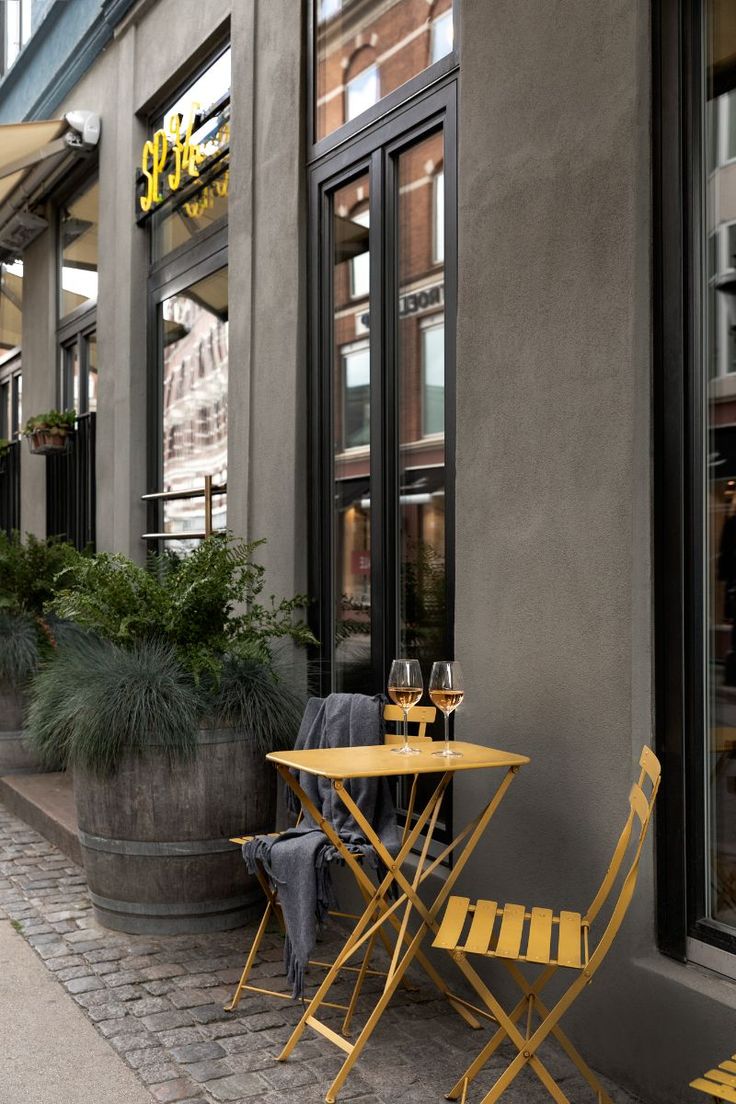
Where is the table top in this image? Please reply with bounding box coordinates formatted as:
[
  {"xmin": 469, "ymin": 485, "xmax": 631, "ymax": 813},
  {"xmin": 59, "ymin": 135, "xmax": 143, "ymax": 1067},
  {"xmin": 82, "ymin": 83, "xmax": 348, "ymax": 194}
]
[{"xmin": 266, "ymin": 741, "xmax": 529, "ymax": 780}]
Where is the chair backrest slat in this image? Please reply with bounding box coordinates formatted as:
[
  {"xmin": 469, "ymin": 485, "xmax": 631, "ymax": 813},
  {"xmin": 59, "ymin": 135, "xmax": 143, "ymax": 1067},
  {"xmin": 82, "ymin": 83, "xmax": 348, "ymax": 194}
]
[
  {"xmin": 383, "ymin": 704, "xmax": 435, "ymax": 742},
  {"xmin": 585, "ymin": 745, "xmax": 661, "ymax": 961},
  {"xmin": 629, "ymin": 782, "xmax": 649, "ymax": 826},
  {"xmin": 639, "ymin": 744, "xmax": 660, "ymax": 785},
  {"xmin": 585, "ymin": 746, "xmax": 661, "ymax": 925}
]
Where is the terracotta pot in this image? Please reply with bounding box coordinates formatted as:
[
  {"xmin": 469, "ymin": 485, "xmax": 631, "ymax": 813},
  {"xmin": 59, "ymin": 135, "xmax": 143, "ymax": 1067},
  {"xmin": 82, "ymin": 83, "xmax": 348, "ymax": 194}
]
[{"xmin": 27, "ymin": 429, "xmax": 72, "ymax": 456}]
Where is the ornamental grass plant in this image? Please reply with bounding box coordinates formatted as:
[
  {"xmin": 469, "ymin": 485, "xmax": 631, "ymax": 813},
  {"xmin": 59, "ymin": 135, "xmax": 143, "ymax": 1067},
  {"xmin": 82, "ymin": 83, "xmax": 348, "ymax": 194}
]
[
  {"xmin": 28, "ymin": 637, "xmax": 201, "ymax": 775},
  {"xmin": 0, "ymin": 611, "xmax": 41, "ymax": 685}
]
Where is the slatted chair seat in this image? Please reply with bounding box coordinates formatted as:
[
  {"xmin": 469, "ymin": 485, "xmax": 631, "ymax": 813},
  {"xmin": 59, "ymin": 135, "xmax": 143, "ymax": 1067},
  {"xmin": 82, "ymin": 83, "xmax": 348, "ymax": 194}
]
[
  {"xmin": 691, "ymin": 1057, "xmax": 736, "ymax": 1103},
  {"xmin": 432, "ymin": 745, "xmax": 661, "ymax": 1104},
  {"xmin": 435, "ymin": 898, "xmax": 588, "ymax": 970},
  {"xmin": 224, "ymin": 704, "xmax": 436, "ymax": 1033}
]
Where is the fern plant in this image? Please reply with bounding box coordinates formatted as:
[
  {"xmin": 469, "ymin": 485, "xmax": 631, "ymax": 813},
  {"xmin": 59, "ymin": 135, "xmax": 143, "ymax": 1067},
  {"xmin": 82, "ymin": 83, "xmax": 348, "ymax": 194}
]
[
  {"xmin": 49, "ymin": 532, "xmax": 316, "ymax": 683},
  {"xmin": 0, "ymin": 531, "xmax": 82, "ymax": 617},
  {"xmin": 0, "ymin": 534, "xmax": 82, "ymax": 690}
]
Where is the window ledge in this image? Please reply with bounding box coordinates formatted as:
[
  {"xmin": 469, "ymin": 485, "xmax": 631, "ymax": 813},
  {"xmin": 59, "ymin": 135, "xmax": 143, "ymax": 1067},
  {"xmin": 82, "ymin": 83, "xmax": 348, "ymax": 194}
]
[{"xmin": 633, "ymin": 951, "xmax": 736, "ymax": 1008}]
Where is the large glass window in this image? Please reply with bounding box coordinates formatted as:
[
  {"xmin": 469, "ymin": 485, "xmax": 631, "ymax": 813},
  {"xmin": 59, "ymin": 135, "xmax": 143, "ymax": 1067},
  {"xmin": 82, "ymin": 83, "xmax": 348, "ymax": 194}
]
[
  {"xmin": 0, "ymin": 358, "xmax": 21, "ymax": 440},
  {"xmin": 148, "ymin": 48, "xmax": 230, "ymax": 262},
  {"xmin": 144, "ymin": 45, "xmax": 230, "ymax": 548},
  {"xmin": 159, "ymin": 269, "xmax": 228, "ymax": 539},
  {"xmin": 59, "ymin": 327, "xmax": 96, "ymax": 415},
  {"xmin": 398, "ymin": 132, "xmax": 446, "ymax": 666},
  {"xmin": 333, "ymin": 175, "xmax": 372, "ymax": 691},
  {"xmin": 3, "ymin": 0, "xmax": 46, "ymax": 74},
  {"xmin": 312, "ymin": 85, "xmax": 455, "ymax": 717},
  {"xmin": 0, "ymin": 261, "xmax": 22, "ymax": 353},
  {"xmin": 705, "ymin": 0, "xmax": 736, "ymax": 950},
  {"xmin": 314, "ymin": 0, "xmax": 454, "ymax": 142},
  {"xmin": 60, "ymin": 180, "xmax": 99, "ymax": 319},
  {"xmin": 657, "ymin": 0, "xmax": 736, "ymax": 970}
]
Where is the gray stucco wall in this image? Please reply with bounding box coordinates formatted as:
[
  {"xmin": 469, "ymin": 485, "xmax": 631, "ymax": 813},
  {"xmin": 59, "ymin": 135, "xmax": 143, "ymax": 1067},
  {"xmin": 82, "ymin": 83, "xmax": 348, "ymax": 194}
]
[{"xmin": 453, "ymin": 2, "xmax": 735, "ymax": 1102}]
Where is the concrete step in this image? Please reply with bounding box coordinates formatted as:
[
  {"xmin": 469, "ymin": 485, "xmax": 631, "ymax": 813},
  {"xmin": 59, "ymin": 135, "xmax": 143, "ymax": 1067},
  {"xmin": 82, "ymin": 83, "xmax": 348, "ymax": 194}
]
[{"xmin": 0, "ymin": 771, "xmax": 81, "ymax": 865}]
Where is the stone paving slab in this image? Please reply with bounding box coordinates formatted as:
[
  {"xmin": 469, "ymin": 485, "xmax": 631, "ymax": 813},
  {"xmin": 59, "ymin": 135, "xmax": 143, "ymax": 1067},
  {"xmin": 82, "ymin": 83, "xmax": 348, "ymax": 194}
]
[{"xmin": 0, "ymin": 802, "xmax": 643, "ymax": 1104}]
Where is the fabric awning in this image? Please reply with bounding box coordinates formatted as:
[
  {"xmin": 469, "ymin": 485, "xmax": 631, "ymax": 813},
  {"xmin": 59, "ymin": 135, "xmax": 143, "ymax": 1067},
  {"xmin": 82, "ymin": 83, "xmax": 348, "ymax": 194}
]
[
  {"xmin": 0, "ymin": 118, "xmax": 69, "ymax": 205},
  {"xmin": 0, "ymin": 112, "xmax": 100, "ymax": 262}
]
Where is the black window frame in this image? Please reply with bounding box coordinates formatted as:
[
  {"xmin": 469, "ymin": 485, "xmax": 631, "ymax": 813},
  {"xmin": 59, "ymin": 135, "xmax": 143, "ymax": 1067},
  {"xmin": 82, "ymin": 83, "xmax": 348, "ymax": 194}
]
[{"xmin": 654, "ymin": 0, "xmax": 736, "ymax": 962}]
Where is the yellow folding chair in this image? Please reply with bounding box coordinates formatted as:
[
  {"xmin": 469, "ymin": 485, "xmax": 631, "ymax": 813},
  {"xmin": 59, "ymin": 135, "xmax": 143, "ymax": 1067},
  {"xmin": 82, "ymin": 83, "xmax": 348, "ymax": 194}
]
[
  {"xmin": 225, "ymin": 703, "xmax": 436, "ymax": 1031},
  {"xmin": 433, "ymin": 745, "xmax": 661, "ymax": 1104},
  {"xmin": 691, "ymin": 1056, "xmax": 736, "ymax": 1103}
]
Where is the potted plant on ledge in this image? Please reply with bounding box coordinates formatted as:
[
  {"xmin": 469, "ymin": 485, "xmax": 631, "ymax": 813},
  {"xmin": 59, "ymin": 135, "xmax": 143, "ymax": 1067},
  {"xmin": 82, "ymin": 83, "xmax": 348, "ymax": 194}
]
[
  {"xmin": 22, "ymin": 409, "xmax": 76, "ymax": 455},
  {"xmin": 28, "ymin": 533, "xmax": 315, "ymax": 934}
]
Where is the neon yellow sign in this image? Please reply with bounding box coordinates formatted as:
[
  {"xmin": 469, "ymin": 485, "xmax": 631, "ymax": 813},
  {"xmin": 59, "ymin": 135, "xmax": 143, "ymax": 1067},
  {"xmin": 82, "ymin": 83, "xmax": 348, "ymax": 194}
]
[{"xmin": 138, "ymin": 105, "xmax": 229, "ymax": 215}]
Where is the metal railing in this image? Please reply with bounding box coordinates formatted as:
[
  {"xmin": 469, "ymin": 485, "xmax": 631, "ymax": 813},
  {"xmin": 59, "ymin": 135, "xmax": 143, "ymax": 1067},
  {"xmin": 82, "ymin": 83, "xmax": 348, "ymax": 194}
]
[
  {"xmin": 46, "ymin": 412, "xmax": 96, "ymax": 551},
  {"xmin": 0, "ymin": 439, "xmax": 20, "ymax": 536},
  {"xmin": 142, "ymin": 474, "xmax": 227, "ymax": 541}
]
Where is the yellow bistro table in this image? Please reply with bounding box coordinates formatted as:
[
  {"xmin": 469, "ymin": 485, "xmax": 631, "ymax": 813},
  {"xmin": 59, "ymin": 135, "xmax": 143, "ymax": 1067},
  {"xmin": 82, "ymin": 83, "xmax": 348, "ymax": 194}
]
[{"xmin": 267, "ymin": 740, "xmax": 530, "ymax": 1104}]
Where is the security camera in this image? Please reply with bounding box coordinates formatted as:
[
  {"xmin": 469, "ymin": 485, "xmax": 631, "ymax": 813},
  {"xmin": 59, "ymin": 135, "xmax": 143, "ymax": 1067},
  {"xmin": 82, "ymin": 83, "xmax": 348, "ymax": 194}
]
[{"xmin": 65, "ymin": 110, "xmax": 101, "ymax": 148}]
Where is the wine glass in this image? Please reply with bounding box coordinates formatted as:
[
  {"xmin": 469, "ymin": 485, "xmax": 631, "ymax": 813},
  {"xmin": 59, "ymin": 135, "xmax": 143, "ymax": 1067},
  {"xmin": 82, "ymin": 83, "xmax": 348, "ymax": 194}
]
[
  {"xmin": 429, "ymin": 661, "xmax": 464, "ymax": 758},
  {"xmin": 387, "ymin": 659, "xmax": 423, "ymax": 755}
]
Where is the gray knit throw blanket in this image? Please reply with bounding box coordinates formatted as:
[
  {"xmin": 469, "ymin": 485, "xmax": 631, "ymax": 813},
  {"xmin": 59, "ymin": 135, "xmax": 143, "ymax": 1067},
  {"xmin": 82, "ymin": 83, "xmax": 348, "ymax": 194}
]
[{"xmin": 242, "ymin": 693, "xmax": 401, "ymax": 998}]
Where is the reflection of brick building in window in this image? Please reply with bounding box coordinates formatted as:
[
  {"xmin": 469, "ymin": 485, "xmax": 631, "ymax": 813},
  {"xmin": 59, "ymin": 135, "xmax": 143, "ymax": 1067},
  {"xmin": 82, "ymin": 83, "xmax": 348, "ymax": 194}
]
[
  {"xmin": 332, "ymin": 126, "xmax": 446, "ymax": 669},
  {"xmin": 316, "ymin": 0, "xmax": 453, "ymax": 141},
  {"xmin": 162, "ymin": 292, "xmax": 228, "ymax": 535}
]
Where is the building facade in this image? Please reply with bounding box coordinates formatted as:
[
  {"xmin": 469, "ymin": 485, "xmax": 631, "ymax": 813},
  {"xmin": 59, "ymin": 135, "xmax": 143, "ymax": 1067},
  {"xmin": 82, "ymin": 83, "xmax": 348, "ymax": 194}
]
[{"xmin": 0, "ymin": 1, "xmax": 734, "ymax": 1101}]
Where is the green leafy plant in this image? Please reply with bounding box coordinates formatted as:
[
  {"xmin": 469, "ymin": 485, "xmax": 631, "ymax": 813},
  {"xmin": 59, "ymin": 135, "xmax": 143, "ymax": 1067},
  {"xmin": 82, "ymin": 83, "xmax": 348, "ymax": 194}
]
[
  {"xmin": 21, "ymin": 409, "xmax": 76, "ymax": 437},
  {"xmin": 28, "ymin": 637, "xmax": 201, "ymax": 776},
  {"xmin": 48, "ymin": 532, "xmax": 316, "ymax": 682},
  {"xmin": 0, "ymin": 532, "xmax": 82, "ymax": 617},
  {"xmin": 0, "ymin": 611, "xmax": 40, "ymax": 685},
  {"xmin": 0, "ymin": 438, "xmax": 11, "ymax": 460}
]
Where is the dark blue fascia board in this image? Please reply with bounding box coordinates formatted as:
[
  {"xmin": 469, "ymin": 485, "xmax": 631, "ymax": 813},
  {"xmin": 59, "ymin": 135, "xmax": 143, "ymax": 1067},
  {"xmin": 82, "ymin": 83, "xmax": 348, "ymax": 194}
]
[{"xmin": 0, "ymin": 0, "xmax": 138, "ymax": 124}]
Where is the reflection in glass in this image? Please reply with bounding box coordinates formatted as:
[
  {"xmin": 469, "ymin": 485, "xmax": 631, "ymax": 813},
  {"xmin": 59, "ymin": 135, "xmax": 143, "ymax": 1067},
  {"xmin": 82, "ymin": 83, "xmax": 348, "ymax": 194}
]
[
  {"xmin": 315, "ymin": 0, "xmax": 454, "ymax": 140},
  {"xmin": 86, "ymin": 333, "xmax": 97, "ymax": 414},
  {"xmin": 397, "ymin": 131, "xmax": 446, "ymax": 672},
  {"xmin": 706, "ymin": 0, "xmax": 736, "ymax": 935},
  {"xmin": 4, "ymin": 0, "xmax": 37, "ymax": 72},
  {"xmin": 160, "ymin": 268, "xmax": 228, "ymax": 539},
  {"xmin": 343, "ymin": 345, "xmax": 370, "ymax": 448},
  {"xmin": 60, "ymin": 180, "xmax": 98, "ymax": 318},
  {"xmin": 346, "ymin": 64, "xmax": 379, "ymax": 122},
  {"xmin": 431, "ymin": 10, "xmax": 454, "ymax": 65},
  {"xmin": 0, "ymin": 261, "xmax": 22, "ymax": 351},
  {"xmin": 0, "ymin": 380, "xmax": 8, "ymax": 439},
  {"xmin": 152, "ymin": 48, "xmax": 230, "ymax": 262},
  {"xmin": 64, "ymin": 342, "xmax": 80, "ymax": 413},
  {"xmin": 333, "ymin": 174, "xmax": 371, "ymax": 691}
]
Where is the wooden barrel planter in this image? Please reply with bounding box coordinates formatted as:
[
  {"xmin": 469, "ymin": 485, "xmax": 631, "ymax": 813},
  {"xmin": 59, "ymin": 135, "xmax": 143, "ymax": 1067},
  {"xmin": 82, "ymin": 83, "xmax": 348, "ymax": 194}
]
[
  {"xmin": 0, "ymin": 684, "xmax": 39, "ymax": 774},
  {"xmin": 74, "ymin": 727, "xmax": 276, "ymax": 934}
]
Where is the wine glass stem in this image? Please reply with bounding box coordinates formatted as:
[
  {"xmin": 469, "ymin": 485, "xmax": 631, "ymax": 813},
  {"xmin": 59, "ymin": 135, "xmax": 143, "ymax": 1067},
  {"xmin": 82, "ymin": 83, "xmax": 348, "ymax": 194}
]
[
  {"xmin": 403, "ymin": 708, "xmax": 409, "ymax": 752},
  {"xmin": 444, "ymin": 711, "xmax": 450, "ymax": 754}
]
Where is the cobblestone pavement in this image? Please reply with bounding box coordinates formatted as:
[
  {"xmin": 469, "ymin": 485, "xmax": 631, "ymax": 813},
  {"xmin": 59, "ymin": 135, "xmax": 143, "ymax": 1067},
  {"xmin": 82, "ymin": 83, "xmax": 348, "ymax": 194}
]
[{"xmin": 0, "ymin": 803, "xmax": 642, "ymax": 1104}]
